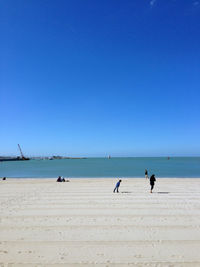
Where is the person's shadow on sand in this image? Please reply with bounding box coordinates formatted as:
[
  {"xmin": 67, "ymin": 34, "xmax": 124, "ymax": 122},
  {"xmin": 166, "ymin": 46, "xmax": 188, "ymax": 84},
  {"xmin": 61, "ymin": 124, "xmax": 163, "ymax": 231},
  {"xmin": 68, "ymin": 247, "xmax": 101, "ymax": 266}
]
[{"xmin": 120, "ymin": 191, "xmax": 170, "ymax": 194}]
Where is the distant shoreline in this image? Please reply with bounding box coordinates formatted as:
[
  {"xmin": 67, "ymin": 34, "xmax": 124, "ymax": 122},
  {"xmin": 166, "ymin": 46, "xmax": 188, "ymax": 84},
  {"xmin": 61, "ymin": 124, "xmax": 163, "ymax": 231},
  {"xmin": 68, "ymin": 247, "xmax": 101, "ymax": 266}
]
[{"xmin": 1, "ymin": 156, "xmax": 200, "ymax": 159}]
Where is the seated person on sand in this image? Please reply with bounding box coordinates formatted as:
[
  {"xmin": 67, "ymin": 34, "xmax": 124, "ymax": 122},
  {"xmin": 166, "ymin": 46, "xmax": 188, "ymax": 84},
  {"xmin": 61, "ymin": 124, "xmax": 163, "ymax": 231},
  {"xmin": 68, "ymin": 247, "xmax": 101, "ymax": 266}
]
[
  {"xmin": 57, "ymin": 176, "xmax": 62, "ymax": 182},
  {"xmin": 113, "ymin": 179, "xmax": 122, "ymax": 193},
  {"xmin": 2, "ymin": 177, "xmax": 6, "ymax": 180},
  {"xmin": 57, "ymin": 176, "xmax": 70, "ymax": 182}
]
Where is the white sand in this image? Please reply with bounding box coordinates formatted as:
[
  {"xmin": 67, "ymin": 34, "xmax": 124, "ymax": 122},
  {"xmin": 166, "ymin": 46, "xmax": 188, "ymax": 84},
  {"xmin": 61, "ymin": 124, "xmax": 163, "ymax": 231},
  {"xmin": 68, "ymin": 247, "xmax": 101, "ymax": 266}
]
[{"xmin": 1, "ymin": 178, "xmax": 200, "ymax": 266}]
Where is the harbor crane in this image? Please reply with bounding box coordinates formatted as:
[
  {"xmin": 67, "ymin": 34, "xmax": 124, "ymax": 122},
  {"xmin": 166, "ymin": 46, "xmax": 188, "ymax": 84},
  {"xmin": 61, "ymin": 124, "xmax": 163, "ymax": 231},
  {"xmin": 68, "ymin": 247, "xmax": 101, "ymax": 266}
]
[{"xmin": 18, "ymin": 144, "xmax": 29, "ymax": 160}]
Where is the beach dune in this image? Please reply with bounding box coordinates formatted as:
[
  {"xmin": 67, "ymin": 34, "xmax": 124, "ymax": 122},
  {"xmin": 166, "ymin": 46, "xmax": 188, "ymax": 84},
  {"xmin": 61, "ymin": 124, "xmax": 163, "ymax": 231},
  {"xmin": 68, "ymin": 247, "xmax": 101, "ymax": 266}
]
[{"xmin": 1, "ymin": 178, "xmax": 200, "ymax": 266}]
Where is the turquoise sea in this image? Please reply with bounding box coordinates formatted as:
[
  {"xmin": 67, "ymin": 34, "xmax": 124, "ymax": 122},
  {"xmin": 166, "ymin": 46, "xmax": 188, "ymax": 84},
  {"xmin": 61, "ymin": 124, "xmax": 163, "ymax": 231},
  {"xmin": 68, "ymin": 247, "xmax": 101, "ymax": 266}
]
[{"xmin": 0, "ymin": 157, "xmax": 200, "ymax": 178}]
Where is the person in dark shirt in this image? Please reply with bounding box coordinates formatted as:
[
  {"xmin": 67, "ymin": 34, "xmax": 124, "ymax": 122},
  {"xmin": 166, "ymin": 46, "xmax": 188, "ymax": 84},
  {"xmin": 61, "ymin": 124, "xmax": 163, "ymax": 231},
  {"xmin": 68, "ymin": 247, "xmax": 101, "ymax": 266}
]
[
  {"xmin": 113, "ymin": 179, "xmax": 122, "ymax": 193},
  {"xmin": 61, "ymin": 176, "xmax": 66, "ymax": 182},
  {"xmin": 57, "ymin": 176, "xmax": 62, "ymax": 182},
  {"xmin": 150, "ymin": 174, "xmax": 156, "ymax": 193},
  {"xmin": 145, "ymin": 169, "xmax": 148, "ymax": 179}
]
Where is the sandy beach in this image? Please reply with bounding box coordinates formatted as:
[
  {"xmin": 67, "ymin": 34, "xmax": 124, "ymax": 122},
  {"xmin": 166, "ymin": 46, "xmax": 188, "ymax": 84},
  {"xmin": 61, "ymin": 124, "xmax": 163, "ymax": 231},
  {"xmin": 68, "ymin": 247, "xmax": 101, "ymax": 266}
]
[{"xmin": 1, "ymin": 178, "xmax": 200, "ymax": 266}]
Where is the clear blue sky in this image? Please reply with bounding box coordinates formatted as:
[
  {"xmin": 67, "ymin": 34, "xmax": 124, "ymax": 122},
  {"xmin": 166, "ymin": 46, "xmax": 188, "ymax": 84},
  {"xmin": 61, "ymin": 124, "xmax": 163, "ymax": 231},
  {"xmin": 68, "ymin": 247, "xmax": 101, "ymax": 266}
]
[{"xmin": 1, "ymin": 0, "xmax": 200, "ymax": 157}]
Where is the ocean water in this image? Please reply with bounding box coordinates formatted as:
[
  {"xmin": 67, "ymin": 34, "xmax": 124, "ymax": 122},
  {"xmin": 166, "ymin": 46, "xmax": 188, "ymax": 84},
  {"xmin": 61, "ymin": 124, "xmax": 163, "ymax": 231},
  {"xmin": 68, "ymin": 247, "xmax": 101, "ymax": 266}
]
[{"xmin": 0, "ymin": 157, "xmax": 200, "ymax": 178}]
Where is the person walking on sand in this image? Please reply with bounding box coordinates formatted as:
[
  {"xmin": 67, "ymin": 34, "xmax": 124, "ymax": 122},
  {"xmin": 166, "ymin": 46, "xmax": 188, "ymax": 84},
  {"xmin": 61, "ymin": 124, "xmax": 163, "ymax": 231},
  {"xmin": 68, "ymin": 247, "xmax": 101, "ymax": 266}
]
[
  {"xmin": 145, "ymin": 169, "xmax": 148, "ymax": 179},
  {"xmin": 113, "ymin": 179, "xmax": 122, "ymax": 193},
  {"xmin": 150, "ymin": 174, "xmax": 156, "ymax": 193}
]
